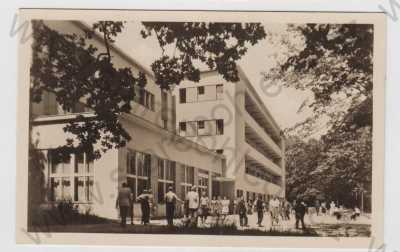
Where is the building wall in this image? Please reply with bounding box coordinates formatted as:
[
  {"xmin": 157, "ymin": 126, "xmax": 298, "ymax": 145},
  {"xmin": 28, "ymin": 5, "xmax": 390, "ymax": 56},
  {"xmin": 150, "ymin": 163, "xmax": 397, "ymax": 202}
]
[
  {"xmin": 30, "ymin": 21, "xmax": 224, "ymax": 219},
  {"xmin": 32, "ymin": 122, "xmax": 120, "ymax": 219},
  {"xmin": 174, "ymin": 70, "xmax": 286, "ymax": 201}
]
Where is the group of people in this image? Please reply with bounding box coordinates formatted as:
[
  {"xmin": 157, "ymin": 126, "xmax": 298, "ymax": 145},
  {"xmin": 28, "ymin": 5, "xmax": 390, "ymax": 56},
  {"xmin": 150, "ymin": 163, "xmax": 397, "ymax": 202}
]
[
  {"xmin": 115, "ymin": 182, "xmax": 156, "ymax": 227},
  {"xmin": 236, "ymin": 195, "xmax": 307, "ymax": 230},
  {"xmin": 117, "ymin": 182, "xmax": 361, "ymax": 229}
]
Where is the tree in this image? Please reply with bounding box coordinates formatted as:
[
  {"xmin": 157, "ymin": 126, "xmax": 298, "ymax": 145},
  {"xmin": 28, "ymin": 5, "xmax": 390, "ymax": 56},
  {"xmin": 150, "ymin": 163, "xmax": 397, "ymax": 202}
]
[
  {"xmin": 266, "ymin": 24, "xmax": 373, "ymax": 138},
  {"xmin": 141, "ymin": 22, "xmax": 266, "ymax": 89},
  {"xmin": 279, "ymin": 24, "xmax": 373, "ymax": 209},
  {"xmin": 30, "ymin": 21, "xmax": 266, "ymax": 159}
]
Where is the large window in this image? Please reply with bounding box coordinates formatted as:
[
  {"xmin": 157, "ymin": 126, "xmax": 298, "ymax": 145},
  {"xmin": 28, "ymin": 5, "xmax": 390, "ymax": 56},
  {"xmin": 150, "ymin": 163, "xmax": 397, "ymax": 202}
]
[
  {"xmin": 179, "ymin": 84, "xmax": 223, "ymax": 103},
  {"xmin": 126, "ymin": 149, "xmax": 151, "ymax": 198},
  {"xmin": 179, "ymin": 88, "xmax": 186, "ymax": 103},
  {"xmin": 198, "ymin": 169, "xmax": 209, "ymax": 196},
  {"xmin": 179, "ymin": 119, "xmax": 224, "ymax": 137},
  {"xmin": 157, "ymin": 159, "xmax": 176, "ymax": 203},
  {"xmin": 236, "ymin": 189, "xmax": 244, "ymax": 198},
  {"xmin": 180, "ymin": 165, "xmax": 194, "ymax": 200},
  {"xmin": 198, "ymin": 120, "xmax": 216, "ymax": 136},
  {"xmin": 134, "ymin": 86, "xmax": 155, "ymax": 111},
  {"xmin": 49, "ymin": 151, "xmax": 94, "ymax": 203}
]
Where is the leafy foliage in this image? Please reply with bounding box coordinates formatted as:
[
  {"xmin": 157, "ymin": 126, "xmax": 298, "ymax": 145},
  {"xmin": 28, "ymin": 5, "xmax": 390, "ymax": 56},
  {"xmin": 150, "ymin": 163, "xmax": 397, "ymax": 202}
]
[
  {"xmin": 30, "ymin": 21, "xmax": 266, "ymax": 159},
  {"xmin": 278, "ymin": 24, "xmax": 373, "ymax": 210},
  {"xmin": 141, "ymin": 22, "xmax": 266, "ymax": 90},
  {"xmin": 31, "ymin": 21, "xmax": 147, "ymax": 159},
  {"xmin": 266, "ymin": 24, "xmax": 373, "ymax": 138}
]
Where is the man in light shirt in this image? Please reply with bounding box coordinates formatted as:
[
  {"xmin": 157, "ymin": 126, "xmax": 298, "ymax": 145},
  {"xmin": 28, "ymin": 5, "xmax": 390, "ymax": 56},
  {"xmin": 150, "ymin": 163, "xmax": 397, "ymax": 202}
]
[
  {"xmin": 164, "ymin": 186, "xmax": 183, "ymax": 226},
  {"xmin": 185, "ymin": 186, "xmax": 199, "ymax": 227},
  {"xmin": 269, "ymin": 195, "xmax": 280, "ymax": 226}
]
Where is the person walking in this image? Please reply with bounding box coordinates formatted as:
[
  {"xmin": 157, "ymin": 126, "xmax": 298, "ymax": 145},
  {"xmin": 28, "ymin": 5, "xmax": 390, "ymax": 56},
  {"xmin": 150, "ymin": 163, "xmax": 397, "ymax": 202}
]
[
  {"xmin": 115, "ymin": 182, "xmax": 132, "ymax": 227},
  {"xmin": 237, "ymin": 196, "xmax": 248, "ymax": 227},
  {"xmin": 199, "ymin": 191, "xmax": 210, "ymax": 225},
  {"xmin": 315, "ymin": 199, "xmax": 321, "ymax": 216},
  {"xmin": 321, "ymin": 201, "xmax": 327, "ymax": 215},
  {"xmin": 329, "ymin": 201, "xmax": 336, "ymax": 216},
  {"xmin": 255, "ymin": 195, "xmax": 265, "ymax": 227},
  {"xmin": 186, "ymin": 186, "xmax": 199, "ymax": 227},
  {"xmin": 221, "ymin": 196, "xmax": 230, "ymax": 223},
  {"xmin": 294, "ymin": 199, "xmax": 307, "ymax": 229},
  {"xmin": 137, "ymin": 190, "xmax": 150, "ymax": 225},
  {"xmin": 164, "ymin": 186, "xmax": 183, "ymax": 227},
  {"xmin": 269, "ymin": 195, "xmax": 280, "ymax": 226}
]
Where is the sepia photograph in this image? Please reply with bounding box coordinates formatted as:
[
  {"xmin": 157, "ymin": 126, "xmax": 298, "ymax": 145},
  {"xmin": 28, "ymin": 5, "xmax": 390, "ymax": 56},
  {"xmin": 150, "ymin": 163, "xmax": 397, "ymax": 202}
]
[{"xmin": 16, "ymin": 9, "xmax": 385, "ymax": 248}]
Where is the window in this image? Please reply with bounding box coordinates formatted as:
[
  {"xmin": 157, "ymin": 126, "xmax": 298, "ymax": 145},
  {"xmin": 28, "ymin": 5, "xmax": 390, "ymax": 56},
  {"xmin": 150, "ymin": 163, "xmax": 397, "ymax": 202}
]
[
  {"xmin": 72, "ymin": 152, "xmax": 94, "ymax": 202},
  {"xmin": 216, "ymin": 149, "xmax": 224, "ymax": 154},
  {"xmin": 180, "ymin": 119, "xmax": 222, "ymax": 137},
  {"xmin": 48, "ymin": 151, "xmax": 94, "ymax": 202},
  {"xmin": 236, "ymin": 189, "xmax": 244, "ymax": 198},
  {"xmin": 198, "ymin": 169, "xmax": 209, "ymax": 196},
  {"xmin": 145, "ymin": 92, "xmax": 155, "ymax": 111},
  {"xmin": 216, "ymin": 84, "xmax": 223, "ymax": 100},
  {"xmin": 179, "ymin": 85, "xmax": 223, "ymax": 103},
  {"xmin": 198, "ymin": 86, "xmax": 205, "ymax": 95},
  {"xmin": 186, "ymin": 121, "xmax": 197, "ymax": 137},
  {"xmin": 161, "ymin": 91, "xmax": 168, "ymax": 123},
  {"xmin": 180, "ymin": 165, "xmax": 194, "ymax": 199},
  {"xmin": 158, "ymin": 159, "xmax": 176, "ymax": 203},
  {"xmin": 198, "ymin": 121, "xmax": 204, "ymax": 129},
  {"xmin": 216, "ymin": 119, "xmax": 224, "ymax": 135},
  {"xmin": 134, "ymin": 86, "xmax": 155, "ymax": 111},
  {"xmin": 179, "ymin": 88, "xmax": 186, "ymax": 103},
  {"xmin": 179, "ymin": 122, "xmax": 186, "ymax": 136},
  {"xmin": 126, "ymin": 149, "xmax": 151, "ymax": 199},
  {"xmin": 198, "ymin": 120, "xmax": 216, "ymax": 136}
]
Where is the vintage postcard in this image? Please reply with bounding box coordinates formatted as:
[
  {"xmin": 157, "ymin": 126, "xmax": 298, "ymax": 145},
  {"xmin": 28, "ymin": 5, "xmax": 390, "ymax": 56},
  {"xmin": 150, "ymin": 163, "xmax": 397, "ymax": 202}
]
[{"xmin": 16, "ymin": 9, "xmax": 385, "ymax": 248}]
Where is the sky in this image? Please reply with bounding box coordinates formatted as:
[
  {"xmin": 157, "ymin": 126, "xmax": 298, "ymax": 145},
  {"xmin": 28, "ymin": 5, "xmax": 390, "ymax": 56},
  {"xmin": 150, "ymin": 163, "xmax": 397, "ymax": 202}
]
[{"xmin": 112, "ymin": 22, "xmax": 313, "ymax": 130}]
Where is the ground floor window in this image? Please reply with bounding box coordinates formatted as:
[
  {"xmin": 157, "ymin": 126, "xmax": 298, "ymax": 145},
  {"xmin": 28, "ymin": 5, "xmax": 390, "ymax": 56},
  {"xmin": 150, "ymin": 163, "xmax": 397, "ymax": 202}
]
[
  {"xmin": 157, "ymin": 159, "xmax": 176, "ymax": 203},
  {"xmin": 126, "ymin": 149, "xmax": 151, "ymax": 199},
  {"xmin": 198, "ymin": 169, "xmax": 209, "ymax": 196},
  {"xmin": 236, "ymin": 189, "xmax": 244, "ymax": 198},
  {"xmin": 48, "ymin": 150, "xmax": 94, "ymax": 203},
  {"xmin": 180, "ymin": 165, "xmax": 194, "ymax": 200}
]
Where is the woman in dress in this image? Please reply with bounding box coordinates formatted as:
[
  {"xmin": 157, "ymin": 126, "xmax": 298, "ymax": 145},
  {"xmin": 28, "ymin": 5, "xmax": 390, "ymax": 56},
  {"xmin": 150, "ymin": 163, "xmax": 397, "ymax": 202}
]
[{"xmin": 221, "ymin": 196, "xmax": 230, "ymax": 223}]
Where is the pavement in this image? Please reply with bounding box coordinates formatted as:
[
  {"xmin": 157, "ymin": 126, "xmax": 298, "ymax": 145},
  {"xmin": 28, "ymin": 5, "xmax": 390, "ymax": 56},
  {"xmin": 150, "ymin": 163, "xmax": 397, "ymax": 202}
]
[
  {"xmin": 120, "ymin": 211, "xmax": 371, "ymax": 236},
  {"xmin": 36, "ymin": 212, "xmax": 371, "ymax": 237}
]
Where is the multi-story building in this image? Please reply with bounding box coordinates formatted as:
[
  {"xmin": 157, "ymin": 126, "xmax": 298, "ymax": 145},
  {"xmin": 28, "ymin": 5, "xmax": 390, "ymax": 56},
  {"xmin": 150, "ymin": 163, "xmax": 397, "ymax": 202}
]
[
  {"xmin": 174, "ymin": 68, "xmax": 286, "ymax": 202},
  {"xmin": 30, "ymin": 21, "xmax": 225, "ymax": 219},
  {"xmin": 30, "ymin": 20, "xmax": 285, "ymax": 221}
]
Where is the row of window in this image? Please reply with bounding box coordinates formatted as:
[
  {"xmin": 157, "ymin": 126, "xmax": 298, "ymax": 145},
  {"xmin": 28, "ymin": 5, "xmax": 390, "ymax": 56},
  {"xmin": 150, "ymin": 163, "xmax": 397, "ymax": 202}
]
[
  {"xmin": 125, "ymin": 149, "xmax": 197, "ymax": 203},
  {"xmin": 179, "ymin": 84, "xmax": 223, "ymax": 104},
  {"xmin": 49, "ymin": 151, "xmax": 94, "ymax": 202},
  {"xmin": 133, "ymin": 86, "xmax": 155, "ymax": 111},
  {"xmin": 245, "ymin": 165, "xmax": 281, "ymax": 185},
  {"xmin": 179, "ymin": 119, "xmax": 224, "ymax": 137}
]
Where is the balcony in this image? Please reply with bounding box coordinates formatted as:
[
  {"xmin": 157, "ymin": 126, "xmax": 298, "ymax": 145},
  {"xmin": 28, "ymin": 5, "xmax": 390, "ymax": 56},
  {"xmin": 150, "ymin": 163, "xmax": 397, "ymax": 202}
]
[
  {"xmin": 244, "ymin": 111, "xmax": 282, "ymax": 158},
  {"xmin": 244, "ymin": 92, "xmax": 281, "ymax": 148},
  {"xmin": 244, "ymin": 142, "xmax": 282, "ymax": 176}
]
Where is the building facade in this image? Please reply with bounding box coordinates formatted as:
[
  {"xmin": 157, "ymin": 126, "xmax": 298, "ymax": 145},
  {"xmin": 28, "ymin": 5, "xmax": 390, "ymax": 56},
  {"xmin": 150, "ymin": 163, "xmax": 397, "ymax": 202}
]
[
  {"xmin": 30, "ymin": 21, "xmax": 224, "ymax": 220},
  {"xmin": 30, "ymin": 21, "xmax": 285, "ymax": 220},
  {"xmin": 174, "ymin": 68, "xmax": 286, "ymax": 203}
]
